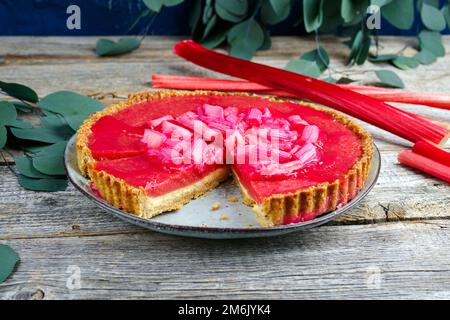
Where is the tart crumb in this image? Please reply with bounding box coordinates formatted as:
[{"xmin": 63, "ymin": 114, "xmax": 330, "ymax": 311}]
[
  {"xmin": 211, "ymin": 202, "xmax": 221, "ymax": 211},
  {"xmin": 227, "ymin": 197, "xmax": 239, "ymax": 203},
  {"xmin": 245, "ymin": 223, "xmax": 254, "ymax": 228},
  {"xmin": 220, "ymin": 215, "xmax": 230, "ymax": 221}
]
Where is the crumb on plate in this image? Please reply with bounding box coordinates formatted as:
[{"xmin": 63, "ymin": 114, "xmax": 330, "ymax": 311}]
[
  {"xmin": 211, "ymin": 202, "xmax": 221, "ymax": 211},
  {"xmin": 227, "ymin": 197, "xmax": 239, "ymax": 203},
  {"xmin": 220, "ymin": 214, "xmax": 230, "ymax": 221}
]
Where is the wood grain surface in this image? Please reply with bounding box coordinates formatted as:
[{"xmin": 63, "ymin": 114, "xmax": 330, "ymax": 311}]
[{"xmin": 0, "ymin": 36, "xmax": 449, "ymax": 300}]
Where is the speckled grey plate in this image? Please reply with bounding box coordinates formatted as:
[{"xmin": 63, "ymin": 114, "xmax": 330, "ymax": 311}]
[{"xmin": 65, "ymin": 135, "xmax": 380, "ymax": 239}]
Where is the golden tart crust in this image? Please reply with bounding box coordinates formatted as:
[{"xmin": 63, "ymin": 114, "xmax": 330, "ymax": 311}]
[{"xmin": 77, "ymin": 90, "xmax": 373, "ymax": 225}]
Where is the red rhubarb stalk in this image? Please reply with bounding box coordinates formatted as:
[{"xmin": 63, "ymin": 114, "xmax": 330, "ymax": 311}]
[
  {"xmin": 398, "ymin": 150, "xmax": 450, "ymax": 183},
  {"xmin": 152, "ymin": 74, "xmax": 450, "ymax": 110},
  {"xmin": 412, "ymin": 141, "xmax": 450, "ymax": 166},
  {"xmin": 173, "ymin": 41, "xmax": 449, "ymax": 145}
]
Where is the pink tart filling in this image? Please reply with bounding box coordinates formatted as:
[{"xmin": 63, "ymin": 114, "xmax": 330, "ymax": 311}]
[{"xmin": 88, "ymin": 95, "xmax": 363, "ymax": 222}]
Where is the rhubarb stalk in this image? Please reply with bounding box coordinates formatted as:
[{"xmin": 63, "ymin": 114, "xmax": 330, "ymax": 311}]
[
  {"xmin": 412, "ymin": 141, "xmax": 450, "ymax": 166},
  {"xmin": 172, "ymin": 41, "xmax": 449, "ymax": 145},
  {"xmin": 152, "ymin": 74, "xmax": 450, "ymax": 110},
  {"xmin": 398, "ymin": 150, "xmax": 450, "ymax": 183}
]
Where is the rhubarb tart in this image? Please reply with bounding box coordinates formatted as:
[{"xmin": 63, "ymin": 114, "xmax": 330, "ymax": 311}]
[{"xmin": 77, "ymin": 91, "xmax": 373, "ymax": 226}]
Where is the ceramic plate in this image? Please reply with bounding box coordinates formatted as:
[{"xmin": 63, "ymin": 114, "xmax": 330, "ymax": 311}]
[{"xmin": 65, "ymin": 135, "xmax": 380, "ymax": 239}]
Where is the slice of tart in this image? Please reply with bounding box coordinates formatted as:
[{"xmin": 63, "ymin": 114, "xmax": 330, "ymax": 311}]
[{"xmin": 77, "ymin": 90, "xmax": 373, "ymax": 226}]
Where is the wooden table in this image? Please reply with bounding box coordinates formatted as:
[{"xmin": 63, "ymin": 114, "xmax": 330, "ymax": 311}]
[{"xmin": 0, "ymin": 36, "xmax": 449, "ymax": 300}]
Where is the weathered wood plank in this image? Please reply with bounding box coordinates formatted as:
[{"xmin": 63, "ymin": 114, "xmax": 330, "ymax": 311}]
[
  {"xmin": 0, "ymin": 149, "xmax": 448, "ymax": 240},
  {"xmin": 1, "ymin": 219, "xmax": 450, "ymax": 299}
]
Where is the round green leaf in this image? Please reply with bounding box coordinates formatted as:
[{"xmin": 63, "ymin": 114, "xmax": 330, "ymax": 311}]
[
  {"xmin": 284, "ymin": 59, "xmax": 321, "ymax": 78},
  {"xmin": 261, "ymin": 0, "xmax": 291, "ymax": 25},
  {"xmin": 202, "ymin": 14, "xmax": 218, "ymax": 40},
  {"xmin": 375, "ymin": 69, "xmax": 405, "ymax": 88},
  {"xmin": 382, "ymin": 0, "xmax": 414, "ymax": 30},
  {"xmin": 341, "ymin": 0, "xmax": 369, "ymax": 24},
  {"xmin": 11, "ymin": 127, "xmax": 66, "ymax": 143},
  {"xmin": 38, "ymin": 91, "xmax": 104, "ymax": 117},
  {"xmin": 415, "ymin": 49, "xmax": 437, "ymax": 65},
  {"xmin": 392, "ymin": 56, "xmax": 419, "ymax": 70},
  {"xmin": 0, "ymin": 101, "xmax": 18, "ymax": 125},
  {"xmin": 0, "ymin": 125, "xmax": 6, "ymax": 149},
  {"xmin": 96, "ymin": 38, "xmax": 141, "ymax": 57},
  {"xmin": 421, "ymin": 2, "xmax": 446, "ymax": 31},
  {"xmin": 0, "ymin": 244, "xmax": 19, "ymax": 284},
  {"xmin": 442, "ymin": 5, "xmax": 450, "ymax": 29},
  {"xmin": 22, "ymin": 141, "xmax": 67, "ymax": 157},
  {"xmin": 303, "ymin": 0, "xmax": 324, "ymax": 32},
  {"xmin": 300, "ymin": 47, "xmax": 329, "ymax": 72},
  {"xmin": 14, "ymin": 156, "xmax": 52, "ymax": 179},
  {"xmin": 227, "ymin": 18, "xmax": 264, "ymax": 60},
  {"xmin": 215, "ymin": 0, "xmax": 247, "ymax": 23},
  {"xmin": 18, "ymin": 175, "xmax": 68, "ymax": 192},
  {"xmin": 32, "ymin": 155, "xmax": 66, "ymax": 176},
  {"xmin": 418, "ymin": 30, "xmax": 445, "ymax": 57},
  {"xmin": 0, "ymin": 81, "xmax": 39, "ymax": 103},
  {"xmin": 143, "ymin": 0, "xmax": 162, "ymax": 12},
  {"xmin": 5, "ymin": 119, "xmax": 33, "ymax": 129}
]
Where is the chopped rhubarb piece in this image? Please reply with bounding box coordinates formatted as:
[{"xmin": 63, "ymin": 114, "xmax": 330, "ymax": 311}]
[
  {"xmin": 161, "ymin": 120, "xmax": 193, "ymax": 140},
  {"xmin": 288, "ymin": 115, "xmax": 309, "ymax": 126},
  {"xmin": 203, "ymin": 103, "xmax": 224, "ymax": 119},
  {"xmin": 294, "ymin": 143, "xmax": 318, "ymax": 165},
  {"xmin": 412, "ymin": 141, "xmax": 450, "ymax": 166},
  {"xmin": 398, "ymin": 150, "xmax": 450, "ymax": 183},
  {"xmin": 149, "ymin": 115, "xmax": 174, "ymax": 128},
  {"xmin": 246, "ymin": 108, "xmax": 263, "ymax": 126},
  {"xmin": 141, "ymin": 129, "xmax": 166, "ymax": 149},
  {"xmin": 300, "ymin": 125, "xmax": 320, "ymax": 144}
]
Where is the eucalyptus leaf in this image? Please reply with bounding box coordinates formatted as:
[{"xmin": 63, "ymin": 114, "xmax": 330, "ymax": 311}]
[
  {"xmin": 14, "ymin": 156, "xmax": 53, "ymax": 179},
  {"xmin": 64, "ymin": 115, "xmax": 88, "ymax": 131},
  {"xmin": 0, "ymin": 81, "xmax": 39, "ymax": 103},
  {"xmin": 33, "ymin": 155, "xmax": 66, "ymax": 176},
  {"xmin": 228, "ymin": 18, "xmax": 264, "ymax": 60},
  {"xmin": 0, "ymin": 125, "xmax": 6, "ymax": 149},
  {"xmin": 415, "ymin": 49, "xmax": 437, "ymax": 65},
  {"xmin": 38, "ymin": 91, "xmax": 104, "ymax": 117},
  {"xmin": 201, "ymin": 28, "xmax": 228, "ymax": 49},
  {"xmin": 0, "ymin": 244, "xmax": 19, "ymax": 284},
  {"xmin": 12, "ymin": 101, "xmax": 33, "ymax": 113},
  {"xmin": 341, "ymin": 0, "xmax": 369, "ymax": 24},
  {"xmin": 5, "ymin": 119, "xmax": 34, "ymax": 129},
  {"xmin": 336, "ymin": 77, "xmax": 357, "ymax": 84},
  {"xmin": 202, "ymin": 14, "xmax": 217, "ymax": 40},
  {"xmin": 11, "ymin": 127, "xmax": 67, "ymax": 144},
  {"xmin": 442, "ymin": 5, "xmax": 450, "ymax": 29},
  {"xmin": 25, "ymin": 141, "xmax": 67, "ymax": 157},
  {"xmin": 285, "ymin": 59, "xmax": 321, "ymax": 78},
  {"xmin": 303, "ymin": 0, "xmax": 324, "ymax": 32},
  {"xmin": 382, "ymin": 0, "xmax": 414, "ymax": 30},
  {"xmin": 143, "ymin": 0, "xmax": 163, "ymax": 12},
  {"xmin": 96, "ymin": 38, "xmax": 141, "ymax": 57},
  {"xmin": 261, "ymin": 0, "xmax": 291, "ymax": 25},
  {"xmin": 300, "ymin": 46, "xmax": 329, "ymax": 72},
  {"xmin": 418, "ymin": 30, "xmax": 445, "ymax": 57},
  {"xmin": 421, "ymin": 2, "xmax": 446, "ymax": 32},
  {"xmin": 391, "ymin": 56, "xmax": 419, "ymax": 70},
  {"xmin": 375, "ymin": 69, "xmax": 405, "ymax": 88},
  {"xmin": 260, "ymin": 29, "xmax": 272, "ymax": 51},
  {"xmin": 215, "ymin": 0, "xmax": 247, "ymax": 23},
  {"xmin": 0, "ymin": 101, "xmax": 17, "ymax": 125},
  {"xmin": 17, "ymin": 175, "xmax": 68, "ymax": 192}
]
